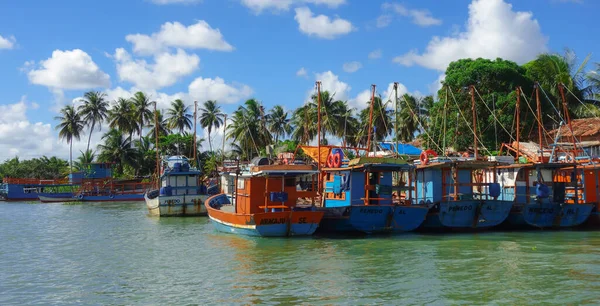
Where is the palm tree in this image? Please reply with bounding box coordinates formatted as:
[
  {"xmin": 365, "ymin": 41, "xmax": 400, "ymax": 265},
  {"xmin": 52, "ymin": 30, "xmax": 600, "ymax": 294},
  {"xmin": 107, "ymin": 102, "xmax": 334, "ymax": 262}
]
[
  {"xmin": 166, "ymin": 99, "xmax": 193, "ymax": 134},
  {"xmin": 524, "ymin": 50, "xmax": 596, "ymax": 118},
  {"xmin": 146, "ymin": 109, "xmax": 171, "ymax": 142},
  {"xmin": 358, "ymin": 96, "xmax": 392, "ymax": 148},
  {"xmin": 199, "ymin": 100, "xmax": 225, "ymax": 152},
  {"xmin": 74, "ymin": 149, "xmax": 95, "ymax": 171},
  {"xmin": 97, "ymin": 129, "xmax": 136, "ymax": 175},
  {"xmin": 55, "ymin": 105, "xmax": 85, "ymax": 173},
  {"xmin": 130, "ymin": 92, "xmax": 154, "ymax": 143},
  {"xmin": 226, "ymin": 99, "xmax": 272, "ymax": 159},
  {"xmin": 108, "ymin": 98, "xmax": 138, "ymax": 139},
  {"xmin": 397, "ymin": 94, "xmax": 419, "ymax": 142},
  {"xmin": 78, "ymin": 91, "xmax": 109, "ymax": 152},
  {"xmin": 267, "ymin": 105, "xmax": 292, "ymax": 144}
]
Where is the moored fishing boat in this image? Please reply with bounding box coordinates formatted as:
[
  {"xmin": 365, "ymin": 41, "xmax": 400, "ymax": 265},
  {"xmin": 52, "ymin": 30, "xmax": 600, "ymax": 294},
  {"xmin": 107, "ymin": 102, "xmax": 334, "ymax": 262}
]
[
  {"xmin": 145, "ymin": 156, "xmax": 211, "ymax": 216},
  {"xmin": 492, "ymin": 162, "xmax": 593, "ymax": 228},
  {"xmin": 415, "ymin": 156, "xmax": 513, "ymax": 230},
  {"xmin": 1, "ymin": 178, "xmax": 75, "ymax": 201},
  {"xmin": 317, "ymin": 155, "xmax": 429, "ymax": 234},
  {"xmin": 205, "ymin": 163, "xmax": 325, "ymax": 237}
]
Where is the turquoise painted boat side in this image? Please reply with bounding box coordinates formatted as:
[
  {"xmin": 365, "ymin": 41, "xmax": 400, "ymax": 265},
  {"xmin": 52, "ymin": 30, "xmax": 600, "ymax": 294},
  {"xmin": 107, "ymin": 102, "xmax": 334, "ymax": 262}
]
[{"xmin": 424, "ymin": 200, "xmax": 513, "ymax": 228}]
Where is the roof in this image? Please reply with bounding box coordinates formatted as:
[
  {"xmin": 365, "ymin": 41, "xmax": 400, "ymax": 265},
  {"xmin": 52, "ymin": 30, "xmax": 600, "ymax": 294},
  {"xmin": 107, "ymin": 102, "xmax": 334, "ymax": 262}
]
[
  {"xmin": 549, "ymin": 117, "xmax": 600, "ymax": 138},
  {"xmin": 379, "ymin": 142, "xmax": 422, "ymax": 155},
  {"xmin": 248, "ymin": 164, "xmax": 319, "ymax": 177}
]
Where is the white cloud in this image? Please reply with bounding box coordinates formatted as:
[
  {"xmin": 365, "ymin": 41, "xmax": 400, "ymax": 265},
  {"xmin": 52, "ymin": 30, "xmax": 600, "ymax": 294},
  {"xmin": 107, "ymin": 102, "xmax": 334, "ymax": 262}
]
[
  {"xmin": 150, "ymin": 0, "xmax": 202, "ymax": 4},
  {"xmin": 349, "ymin": 89, "xmax": 371, "ymax": 110},
  {"xmin": 314, "ymin": 70, "xmax": 351, "ymax": 101},
  {"xmin": 188, "ymin": 77, "xmax": 253, "ymax": 104},
  {"xmin": 126, "ymin": 21, "xmax": 233, "ymax": 55},
  {"xmin": 114, "ymin": 48, "xmax": 200, "ymax": 91},
  {"xmin": 379, "ymin": 3, "xmax": 441, "ymax": 27},
  {"xmin": 0, "ymin": 34, "xmax": 16, "ymax": 49},
  {"xmin": 342, "ymin": 61, "xmax": 362, "ymax": 73},
  {"xmin": 294, "ymin": 7, "xmax": 353, "ymax": 39},
  {"xmin": 296, "ymin": 67, "xmax": 308, "ymax": 77},
  {"xmin": 241, "ymin": 0, "xmax": 345, "ymax": 13},
  {"xmin": 27, "ymin": 49, "xmax": 110, "ymax": 90},
  {"xmin": 0, "ymin": 97, "xmax": 54, "ymax": 161},
  {"xmin": 368, "ymin": 49, "xmax": 382, "ymax": 59},
  {"xmin": 376, "ymin": 14, "xmax": 393, "ymax": 28},
  {"xmin": 428, "ymin": 74, "xmax": 446, "ymax": 95},
  {"xmin": 393, "ymin": 0, "xmax": 548, "ymax": 71}
]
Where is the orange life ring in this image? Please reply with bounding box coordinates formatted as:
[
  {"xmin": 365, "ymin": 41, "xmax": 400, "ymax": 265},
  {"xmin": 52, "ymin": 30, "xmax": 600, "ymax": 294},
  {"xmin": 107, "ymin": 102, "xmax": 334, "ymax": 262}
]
[
  {"xmin": 332, "ymin": 153, "xmax": 341, "ymax": 168},
  {"xmin": 419, "ymin": 149, "xmax": 438, "ymax": 165},
  {"xmin": 283, "ymin": 158, "xmax": 289, "ymax": 165},
  {"xmin": 462, "ymin": 152, "xmax": 469, "ymax": 158},
  {"xmin": 327, "ymin": 154, "xmax": 334, "ymax": 167},
  {"xmin": 420, "ymin": 152, "xmax": 429, "ymax": 165}
]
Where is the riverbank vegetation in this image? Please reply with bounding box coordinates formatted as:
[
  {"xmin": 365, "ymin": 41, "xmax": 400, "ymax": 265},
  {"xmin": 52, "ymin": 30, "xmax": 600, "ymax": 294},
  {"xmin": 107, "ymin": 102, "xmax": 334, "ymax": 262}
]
[{"xmin": 2, "ymin": 52, "xmax": 600, "ymax": 181}]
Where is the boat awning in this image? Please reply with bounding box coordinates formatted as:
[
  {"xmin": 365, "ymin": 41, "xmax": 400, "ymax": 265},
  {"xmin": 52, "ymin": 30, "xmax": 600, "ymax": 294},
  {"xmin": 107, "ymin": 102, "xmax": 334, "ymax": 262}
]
[{"xmin": 379, "ymin": 142, "xmax": 422, "ymax": 155}]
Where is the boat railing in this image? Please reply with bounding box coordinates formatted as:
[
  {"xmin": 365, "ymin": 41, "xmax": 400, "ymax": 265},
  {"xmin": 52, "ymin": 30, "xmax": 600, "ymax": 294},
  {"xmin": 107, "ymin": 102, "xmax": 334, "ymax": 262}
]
[{"xmin": 2, "ymin": 177, "xmax": 70, "ymax": 185}]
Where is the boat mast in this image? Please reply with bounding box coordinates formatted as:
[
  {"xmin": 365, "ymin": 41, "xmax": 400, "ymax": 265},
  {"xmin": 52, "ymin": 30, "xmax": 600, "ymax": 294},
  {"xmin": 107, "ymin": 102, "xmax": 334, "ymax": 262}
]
[
  {"xmin": 154, "ymin": 102, "xmax": 160, "ymax": 189},
  {"xmin": 316, "ymin": 81, "xmax": 322, "ymax": 194},
  {"xmin": 222, "ymin": 114, "xmax": 227, "ymax": 165},
  {"xmin": 366, "ymin": 84, "xmax": 376, "ymax": 154},
  {"xmin": 470, "ymin": 85, "xmax": 478, "ymax": 159},
  {"xmin": 535, "ymin": 83, "xmax": 544, "ymax": 162},
  {"xmin": 193, "ymin": 100, "xmax": 197, "ymax": 163},
  {"xmin": 516, "ymin": 87, "xmax": 521, "ymax": 162},
  {"xmin": 558, "ymin": 83, "xmax": 578, "ymax": 157},
  {"xmin": 394, "ymin": 82, "xmax": 399, "ymax": 158}
]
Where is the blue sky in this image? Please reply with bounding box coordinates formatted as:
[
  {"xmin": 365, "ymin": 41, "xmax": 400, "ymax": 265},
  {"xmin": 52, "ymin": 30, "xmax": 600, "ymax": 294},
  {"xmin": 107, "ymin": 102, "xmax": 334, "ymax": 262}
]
[{"xmin": 0, "ymin": 0, "xmax": 598, "ymax": 160}]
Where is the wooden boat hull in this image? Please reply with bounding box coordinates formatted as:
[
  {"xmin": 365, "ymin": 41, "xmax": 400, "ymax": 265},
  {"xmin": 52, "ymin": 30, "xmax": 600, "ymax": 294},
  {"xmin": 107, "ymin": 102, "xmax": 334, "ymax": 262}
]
[
  {"xmin": 205, "ymin": 194, "xmax": 324, "ymax": 237},
  {"xmin": 318, "ymin": 205, "xmax": 429, "ymax": 234},
  {"xmin": 422, "ymin": 200, "xmax": 513, "ymax": 229},
  {"xmin": 506, "ymin": 202, "xmax": 593, "ymax": 228},
  {"xmin": 145, "ymin": 193, "xmax": 209, "ymax": 217}
]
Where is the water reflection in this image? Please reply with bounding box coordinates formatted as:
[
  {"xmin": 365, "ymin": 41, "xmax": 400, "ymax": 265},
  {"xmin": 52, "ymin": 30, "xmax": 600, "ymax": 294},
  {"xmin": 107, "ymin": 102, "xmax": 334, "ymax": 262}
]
[{"xmin": 1, "ymin": 202, "xmax": 600, "ymax": 305}]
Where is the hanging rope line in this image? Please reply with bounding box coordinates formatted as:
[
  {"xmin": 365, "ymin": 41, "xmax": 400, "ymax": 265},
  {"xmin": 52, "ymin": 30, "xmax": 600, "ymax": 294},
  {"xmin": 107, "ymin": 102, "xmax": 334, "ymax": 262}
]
[
  {"xmin": 447, "ymin": 86, "xmax": 493, "ymax": 156},
  {"xmin": 472, "ymin": 87, "xmax": 516, "ymax": 143},
  {"xmin": 400, "ymin": 93, "xmax": 444, "ymax": 153}
]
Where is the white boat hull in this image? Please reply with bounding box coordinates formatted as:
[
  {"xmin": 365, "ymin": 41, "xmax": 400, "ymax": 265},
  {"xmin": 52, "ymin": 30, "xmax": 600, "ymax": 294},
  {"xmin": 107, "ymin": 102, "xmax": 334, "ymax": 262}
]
[
  {"xmin": 145, "ymin": 193, "xmax": 209, "ymax": 217},
  {"xmin": 38, "ymin": 195, "xmax": 76, "ymax": 203}
]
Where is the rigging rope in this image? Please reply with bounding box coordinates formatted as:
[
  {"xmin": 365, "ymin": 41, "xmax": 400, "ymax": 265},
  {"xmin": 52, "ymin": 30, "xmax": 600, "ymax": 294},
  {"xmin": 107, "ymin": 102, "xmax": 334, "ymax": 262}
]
[
  {"xmin": 447, "ymin": 86, "xmax": 493, "ymax": 156},
  {"xmin": 400, "ymin": 93, "xmax": 444, "ymax": 153},
  {"xmin": 473, "ymin": 87, "xmax": 516, "ymax": 142}
]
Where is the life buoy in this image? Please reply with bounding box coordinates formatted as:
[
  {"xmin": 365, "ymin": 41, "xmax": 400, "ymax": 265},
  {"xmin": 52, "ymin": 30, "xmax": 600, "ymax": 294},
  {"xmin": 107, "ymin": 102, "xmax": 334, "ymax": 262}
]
[
  {"xmin": 78, "ymin": 194, "xmax": 84, "ymax": 200},
  {"xmin": 332, "ymin": 153, "xmax": 341, "ymax": 168},
  {"xmin": 283, "ymin": 158, "xmax": 289, "ymax": 165},
  {"xmin": 109, "ymin": 194, "xmax": 115, "ymax": 199},
  {"xmin": 419, "ymin": 149, "xmax": 438, "ymax": 165},
  {"xmin": 462, "ymin": 152, "xmax": 469, "ymax": 158},
  {"xmin": 327, "ymin": 154, "xmax": 334, "ymax": 168}
]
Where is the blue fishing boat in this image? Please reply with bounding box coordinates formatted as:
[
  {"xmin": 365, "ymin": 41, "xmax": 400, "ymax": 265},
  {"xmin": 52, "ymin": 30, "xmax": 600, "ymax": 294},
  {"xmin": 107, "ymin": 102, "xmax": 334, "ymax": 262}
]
[
  {"xmin": 0, "ymin": 178, "xmax": 75, "ymax": 201},
  {"xmin": 494, "ymin": 162, "xmax": 594, "ymax": 228},
  {"xmin": 317, "ymin": 156, "xmax": 429, "ymax": 234},
  {"xmin": 415, "ymin": 158, "xmax": 513, "ymax": 230},
  {"xmin": 37, "ymin": 164, "xmax": 151, "ymax": 203},
  {"xmin": 145, "ymin": 156, "xmax": 212, "ymax": 216}
]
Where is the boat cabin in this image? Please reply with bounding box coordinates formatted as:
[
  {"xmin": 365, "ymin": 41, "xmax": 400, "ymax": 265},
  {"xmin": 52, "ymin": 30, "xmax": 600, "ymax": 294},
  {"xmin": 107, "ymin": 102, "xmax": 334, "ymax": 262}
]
[
  {"xmin": 159, "ymin": 156, "xmax": 207, "ymax": 196},
  {"xmin": 490, "ymin": 163, "xmax": 577, "ymax": 204},
  {"xmin": 232, "ymin": 165, "xmax": 319, "ymax": 214},
  {"xmin": 323, "ymin": 157, "xmax": 414, "ymax": 207},
  {"xmin": 413, "ymin": 159, "xmax": 503, "ymax": 204},
  {"xmin": 554, "ymin": 164, "xmax": 600, "ymax": 205}
]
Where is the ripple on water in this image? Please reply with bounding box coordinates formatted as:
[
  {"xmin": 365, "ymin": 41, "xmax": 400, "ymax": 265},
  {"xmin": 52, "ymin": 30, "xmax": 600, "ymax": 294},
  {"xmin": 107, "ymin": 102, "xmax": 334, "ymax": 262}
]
[{"xmin": 1, "ymin": 202, "xmax": 600, "ymax": 305}]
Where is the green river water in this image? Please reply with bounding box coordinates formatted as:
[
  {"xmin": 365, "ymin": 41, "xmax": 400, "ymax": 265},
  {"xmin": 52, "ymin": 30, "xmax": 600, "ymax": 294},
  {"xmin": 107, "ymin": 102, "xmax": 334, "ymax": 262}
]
[{"xmin": 1, "ymin": 201, "xmax": 599, "ymax": 305}]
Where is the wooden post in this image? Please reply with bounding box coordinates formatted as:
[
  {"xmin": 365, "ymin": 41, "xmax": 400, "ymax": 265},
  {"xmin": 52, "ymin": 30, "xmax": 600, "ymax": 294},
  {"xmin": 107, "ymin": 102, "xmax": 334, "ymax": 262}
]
[
  {"xmin": 222, "ymin": 114, "xmax": 227, "ymax": 165},
  {"xmin": 316, "ymin": 81, "xmax": 323, "ymax": 197},
  {"xmin": 394, "ymin": 82, "xmax": 399, "ymax": 158}
]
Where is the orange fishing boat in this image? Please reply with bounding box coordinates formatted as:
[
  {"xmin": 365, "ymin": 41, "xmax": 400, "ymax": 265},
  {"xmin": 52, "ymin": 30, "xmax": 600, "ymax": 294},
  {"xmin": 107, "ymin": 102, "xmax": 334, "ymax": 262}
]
[{"xmin": 205, "ymin": 163, "xmax": 325, "ymax": 237}]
